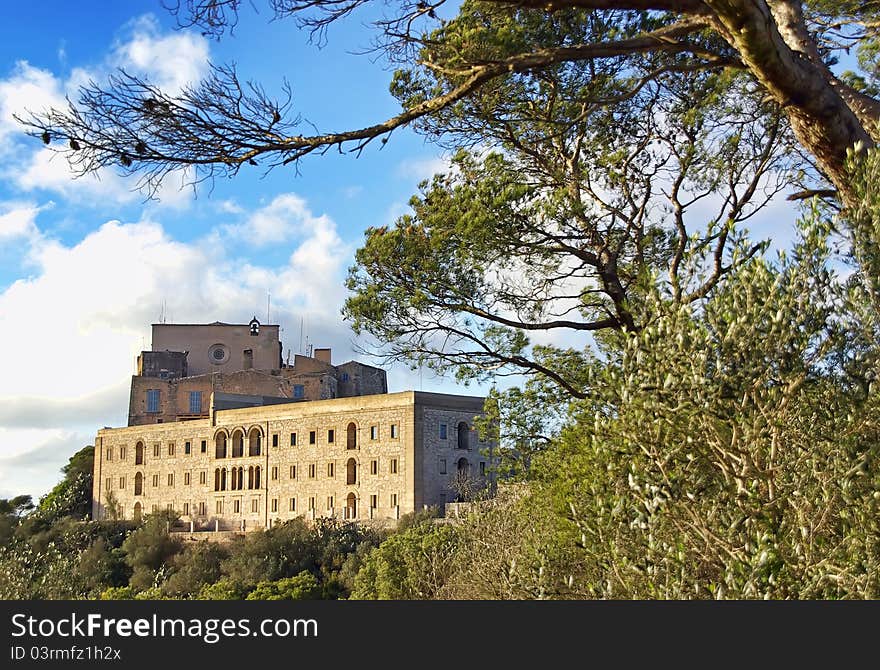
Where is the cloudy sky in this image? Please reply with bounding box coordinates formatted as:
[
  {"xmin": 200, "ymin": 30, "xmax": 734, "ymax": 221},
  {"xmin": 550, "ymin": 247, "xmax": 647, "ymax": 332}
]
[{"xmin": 0, "ymin": 2, "xmax": 471, "ymax": 499}]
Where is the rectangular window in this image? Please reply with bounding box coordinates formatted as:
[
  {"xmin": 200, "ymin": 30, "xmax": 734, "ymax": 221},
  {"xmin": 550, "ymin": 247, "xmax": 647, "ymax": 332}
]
[
  {"xmin": 184, "ymin": 472, "xmax": 191, "ymax": 486},
  {"xmin": 146, "ymin": 389, "xmax": 160, "ymax": 413},
  {"xmin": 152, "ymin": 505, "xmax": 158, "ymax": 513},
  {"xmin": 308, "ymin": 497, "xmax": 315, "ymax": 511},
  {"xmin": 290, "ymin": 465, "xmax": 297, "ymax": 479},
  {"xmin": 184, "ymin": 441, "xmax": 191, "ymax": 455},
  {"xmin": 168, "ymin": 443, "xmax": 175, "ymax": 456},
  {"xmin": 289, "ymin": 498, "xmax": 296, "ymax": 512},
  {"xmin": 200, "ymin": 440, "xmax": 207, "ymax": 454},
  {"xmin": 308, "ymin": 464, "xmax": 316, "ymax": 479},
  {"xmin": 370, "ymin": 494, "xmax": 377, "ymax": 509},
  {"xmin": 105, "ymin": 477, "xmax": 111, "ymax": 491},
  {"xmin": 199, "ymin": 502, "xmax": 206, "ymax": 516},
  {"xmin": 390, "ymin": 424, "xmax": 398, "ymax": 439},
  {"xmin": 271, "ymin": 498, "xmax": 278, "ymax": 513},
  {"xmin": 327, "ymin": 462, "xmax": 335, "ymax": 478},
  {"xmin": 390, "ymin": 458, "xmax": 398, "ymax": 474},
  {"xmin": 272, "ymin": 434, "xmax": 279, "ymax": 448},
  {"xmin": 439, "ymin": 459, "xmax": 447, "ymax": 475},
  {"xmin": 199, "ymin": 471, "xmax": 206, "ymax": 485},
  {"xmin": 119, "ymin": 476, "xmax": 125, "ymax": 489},
  {"xmin": 106, "ymin": 447, "xmax": 113, "ymax": 461},
  {"xmin": 293, "ymin": 384, "xmax": 305, "ymax": 399},
  {"xmin": 167, "ymin": 473, "xmax": 174, "ymax": 487},
  {"xmin": 370, "ymin": 459, "xmax": 378, "ymax": 475},
  {"xmin": 327, "ymin": 429, "xmax": 335, "ymax": 444},
  {"xmin": 271, "ymin": 466, "xmax": 279, "ymax": 481},
  {"xmin": 309, "ymin": 430, "xmax": 316, "ymax": 445},
  {"xmin": 327, "ymin": 496, "xmax": 334, "ymax": 510},
  {"xmin": 183, "ymin": 502, "xmax": 190, "ymax": 516},
  {"xmin": 152, "ymin": 474, "xmax": 159, "ymax": 487},
  {"xmin": 480, "ymin": 461, "xmax": 486, "ymax": 475},
  {"xmin": 120, "ymin": 446, "xmax": 126, "ymax": 460},
  {"xmin": 216, "ymin": 500, "xmax": 223, "ymax": 514},
  {"xmin": 290, "ymin": 432, "xmax": 297, "ymax": 446},
  {"xmin": 439, "ymin": 423, "xmax": 448, "ymax": 440},
  {"xmin": 370, "ymin": 425, "xmax": 378, "ymax": 440},
  {"xmin": 234, "ymin": 500, "xmax": 241, "ymax": 514},
  {"xmin": 391, "ymin": 493, "xmax": 398, "ymax": 507},
  {"xmin": 189, "ymin": 391, "xmax": 202, "ymax": 414},
  {"xmin": 167, "ymin": 503, "xmax": 173, "ymax": 512},
  {"xmin": 251, "ymin": 499, "xmax": 259, "ymax": 513},
  {"xmin": 153, "ymin": 443, "xmax": 160, "ymax": 457}
]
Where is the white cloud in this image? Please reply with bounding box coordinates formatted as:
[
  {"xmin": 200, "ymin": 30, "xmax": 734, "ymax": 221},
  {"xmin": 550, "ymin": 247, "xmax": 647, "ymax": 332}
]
[
  {"xmin": 0, "ymin": 429, "xmax": 91, "ymax": 500},
  {"xmin": 396, "ymin": 155, "xmax": 455, "ymax": 183},
  {"xmin": 15, "ymin": 148, "xmax": 140, "ymax": 204},
  {"xmin": 225, "ymin": 193, "xmax": 344, "ymax": 250},
  {"xmin": 111, "ymin": 15, "xmax": 210, "ymax": 93},
  {"xmin": 0, "ymin": 201, "xmax": 43, "ymax": 242},
  {"xmin": 0, "ymin": 61, "xmax": 65, "ymax": 144}
]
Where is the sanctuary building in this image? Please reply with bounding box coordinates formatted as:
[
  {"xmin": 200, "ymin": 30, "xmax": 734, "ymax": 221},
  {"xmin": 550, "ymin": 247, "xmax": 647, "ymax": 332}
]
[{"xmin": 91, "ymin": 319, "xmax": 493, "ymax": 529}]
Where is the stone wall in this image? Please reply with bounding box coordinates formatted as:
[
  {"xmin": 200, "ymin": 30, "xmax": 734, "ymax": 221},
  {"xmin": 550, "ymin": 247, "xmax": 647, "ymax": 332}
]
[
  {"xmin": 151, "ymin": 323, "xmax": 282, "ymax": 376},
  {"xmin": 94, "ymin": 391, "xmax": 493, "ymax": 531},
  {"xmin": 128, "ymin": 369, "xmax": 334, "ymax": 425}
]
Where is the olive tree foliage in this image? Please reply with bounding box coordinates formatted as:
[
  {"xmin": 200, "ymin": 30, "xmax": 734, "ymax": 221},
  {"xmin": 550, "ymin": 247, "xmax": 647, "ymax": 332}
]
[{"xmin": 526, "ymin": 210, "xmax": 880, "ymax": 599}]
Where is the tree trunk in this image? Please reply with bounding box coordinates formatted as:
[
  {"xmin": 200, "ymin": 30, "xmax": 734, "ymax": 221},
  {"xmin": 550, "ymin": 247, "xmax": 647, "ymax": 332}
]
[{"xmin": 706, "ymin": 0, "xmax": 875, "ymax": 203}]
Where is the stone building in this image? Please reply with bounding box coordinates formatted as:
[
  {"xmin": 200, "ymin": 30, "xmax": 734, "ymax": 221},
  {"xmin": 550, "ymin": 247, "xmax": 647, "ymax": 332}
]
[
  {"xmin": 129, "ymin": 320, "xmax": 387, "ymax": 425},
  {"xmin": 92, "ymin": 320, "xmax": 493, "ymax": 529}
]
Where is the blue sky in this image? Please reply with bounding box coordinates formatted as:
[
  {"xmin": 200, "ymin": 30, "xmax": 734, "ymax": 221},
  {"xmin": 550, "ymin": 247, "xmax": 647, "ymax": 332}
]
[{"xmin": 0, "ymin": 2, "xmax": 468, "ymax": 499}]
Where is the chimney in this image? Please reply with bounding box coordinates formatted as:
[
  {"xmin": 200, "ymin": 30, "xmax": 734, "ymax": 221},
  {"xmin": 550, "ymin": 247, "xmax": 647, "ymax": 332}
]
[{"xmin": 314, "ymin": 348, "xmax": 331, "ymax": 364}]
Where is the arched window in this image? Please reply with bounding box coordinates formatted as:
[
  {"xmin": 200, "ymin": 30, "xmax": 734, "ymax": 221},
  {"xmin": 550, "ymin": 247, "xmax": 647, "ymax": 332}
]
[
  {"xmin": 457, "ymin": 457, "xmax": 470, "ymax": 475},
  {"xmin": 133, "ymin": 502, "xmax": 142, "ymax": 522},
  {"xmin": 231, "ymin": 430, "xmax": 244, "ymax": 458},
  {"xmin": 248, "ymin": 428, "xmax": 261, "ymax": 456},
  {"xmin": 248, "ymin": 466, "xmax": 254, "ymax": 490},
  {"xmin": 238, "ymin": 467, "xmax": 244, "ymax": 490},
  {"xmin": 254, "ymin": 466, "xmax": 261, "ymax": 489},
  {"xmin": 346, "ymin": 493, "xmax": 357, "ymax": 520},
  {"xmin": 231, "ymin": 467, "xmax": 238, "ymax": 490},
  {"xmin": 346, "ymin": 422, "xmax": 357, "ymax": 449},
  {"xmin": 134, "ymin": 472, "xmax": 143, "ymax": 496},
  {"xmin": 135, "ymin": 442, "xmax": 144, "ymax": 465},
  {"xmin": 346, "ymin": 458, "xmax": 357, "ymax": 486},
  {"xmin": 214, "ymin": 468, "xmax": 221, "ymax": 491},
  {"xmin": 457, "ymin": 422, "xmax": 469, "ymax": 450},
  {"xmin": 215, "ymin": 433, "xmax": 227, "ymax": 459},
  {"xmin": 221, "ymin": 468, "xmax": 227, "ymax": 491}
]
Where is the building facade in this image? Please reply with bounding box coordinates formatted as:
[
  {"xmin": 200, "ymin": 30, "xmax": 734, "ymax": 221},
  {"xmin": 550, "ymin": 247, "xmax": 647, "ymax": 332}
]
[{"xmin": 92, "ymin": 320, "xmax": 493, "ymax": 529}]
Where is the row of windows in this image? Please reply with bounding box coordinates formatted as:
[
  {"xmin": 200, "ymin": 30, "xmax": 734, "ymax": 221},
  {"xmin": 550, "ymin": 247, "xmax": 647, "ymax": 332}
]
[
  {"xmin": 278, "ymin": 458, "xmax": 398, "ymax": 484},
  {"xmin": 107, "ymin": 418, "xmax": 478, "ymax": 465},
  {"xmin": 439, "ymin": 421, "xmax": 482, "ymax": 449},
  {"xmin": 280, "ymin": 423, "xmax": 399, "ymax": 449},
  {"xmin": 145, "ymin": 390, "xmax": 205, "ymax": 414},
  {"xmin": 107, "ymin": 419, "xmax": 482, "ymax": 466},
  {"xmin": 107, "ymin": 457, "xmax": 484, "ymax": 496},
  {"xmin": 107, "ymin": 440, "xmax": 208, "ymax": 464},
  {"xmin": 122, "ymin": 492, "xmax": 401, "ymax": 521}
]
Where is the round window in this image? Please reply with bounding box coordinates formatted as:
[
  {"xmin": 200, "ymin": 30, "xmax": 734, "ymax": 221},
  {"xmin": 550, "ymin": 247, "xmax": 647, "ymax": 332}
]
[{"xmin": 208, "ymin": 343, "xmax": 229, "ymax": 365}]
